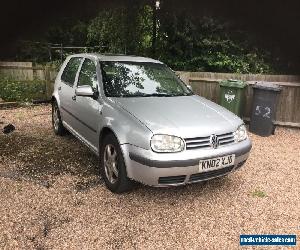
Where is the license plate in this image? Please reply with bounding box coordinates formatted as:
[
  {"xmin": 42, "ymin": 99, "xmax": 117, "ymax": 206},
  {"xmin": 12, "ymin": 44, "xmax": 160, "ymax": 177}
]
[{"xmin": 199, "ymin": 154, "xmax": 235, "ymax": 172}]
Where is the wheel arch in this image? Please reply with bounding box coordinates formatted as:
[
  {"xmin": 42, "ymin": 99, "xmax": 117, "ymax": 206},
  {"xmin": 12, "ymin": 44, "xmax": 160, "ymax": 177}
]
[
  {"xmin": 98, "ymin": 126, "xmax": 130, "ymax": 174},
  {"xmin": 99, "ymin": 125, "xmax": 135, "ymax": 193},
  {"xmin": 99, "ymin": 126, "xmax": 122, "ymax": 149},
  {"xmin": 51, "ymin": 93, "xmax": 62, "ymax": 108}
]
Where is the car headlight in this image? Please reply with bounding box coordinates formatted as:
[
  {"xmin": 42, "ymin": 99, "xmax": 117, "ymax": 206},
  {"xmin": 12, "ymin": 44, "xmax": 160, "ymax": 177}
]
[
  {"xmin": 234, "ymin": 124, "xmax": 248, "ymax": 142},
  {"xmin": 150, "ymin": 134, "xmax": 185, "ymax": 153}
]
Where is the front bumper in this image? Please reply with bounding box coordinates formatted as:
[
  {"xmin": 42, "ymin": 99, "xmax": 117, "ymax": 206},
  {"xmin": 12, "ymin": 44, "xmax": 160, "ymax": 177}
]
[{"xmin": 121, "ymin": 138, "xmax": 252, "ymax": 187}]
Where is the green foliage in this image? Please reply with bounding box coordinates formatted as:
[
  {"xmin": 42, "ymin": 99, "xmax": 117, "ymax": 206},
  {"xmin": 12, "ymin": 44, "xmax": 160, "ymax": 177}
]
[
  {"xmin": 87, "ymin": 9, "xmax": 127, "ymax": 53},
  {"xmin": 45, "ymin": 60, "xmax": 63, "ymax": 71},
  {"xmin": 0, "ymin": 75, "xmax": 46, "ymax": 102},
  {"xmin": 16, "ymin": 41, "xmax": 51, "ymax": 63},
  {"xmin": 157, "ymin": 15, "xmax": 272, "ymax": 73},
  {"xmin": 87, "ymin": 5, "xmax": 153, "ymax": 55},
  {"xmin": 46, "ymin": 20, "xmax": 89, "ymax": 46}
]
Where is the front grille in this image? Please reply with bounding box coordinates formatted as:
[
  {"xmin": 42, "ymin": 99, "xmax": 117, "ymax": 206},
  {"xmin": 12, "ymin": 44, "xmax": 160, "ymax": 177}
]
[
  {"xmin": 218, "ymin": 132, "xmax": 235, "ymax": 146},
  {"xmin": 185, "ymin": 132, "xmax": 235, "ymax": 150},
  {"xmin": 158, "ymin": 175, "xmax": 186, "ymax": 185},
  {"xmin": 184, "ymin": 136, "xmax": 211, "ymax": 149},
  {"xmin": 189, "ymin": 165, "xmax": 234, "ymax": 182}
]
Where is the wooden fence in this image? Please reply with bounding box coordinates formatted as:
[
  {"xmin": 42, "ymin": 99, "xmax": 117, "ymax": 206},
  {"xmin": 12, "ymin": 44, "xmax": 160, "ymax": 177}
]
[
  {"xmin": 0, "ymin": 62, "xmax": 57, "ymax": 81},
  {"xmin": 0, "ymin": 62, "xmax": 57, "ymax": 100},
  {"xmin": 177, "ymin": 71, "xmax": 300, "ymax": 127},
  {"xmin": 1, "ymin": 62, "xmax": 300, "ymax": 127}
]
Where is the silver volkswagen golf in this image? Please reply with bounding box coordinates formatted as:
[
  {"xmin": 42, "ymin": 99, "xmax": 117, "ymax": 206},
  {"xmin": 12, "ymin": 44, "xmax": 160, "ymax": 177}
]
[{"xmin": 52, "ymin": 53, "xmax": 252, "ymax": 193}]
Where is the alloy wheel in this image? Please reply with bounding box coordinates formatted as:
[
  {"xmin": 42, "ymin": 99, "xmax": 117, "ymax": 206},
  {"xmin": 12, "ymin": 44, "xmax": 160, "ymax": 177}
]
[
  {"xmin": 104, "ymin": 144, "xmax": 119, "ymax": 184},
  {"xmin": 52, "ymin": 104, "xmax": 60, "ymax": 131}
]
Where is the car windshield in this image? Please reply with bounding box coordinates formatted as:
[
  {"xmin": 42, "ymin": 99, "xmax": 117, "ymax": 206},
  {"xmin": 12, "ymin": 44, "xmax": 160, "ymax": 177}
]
[{"xmin": 100, "ymin": 61, "xmax": 193, "ymax": 97}]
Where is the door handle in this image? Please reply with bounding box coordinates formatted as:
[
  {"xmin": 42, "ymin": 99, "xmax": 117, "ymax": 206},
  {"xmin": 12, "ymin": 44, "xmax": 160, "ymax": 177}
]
[
  {"xmin": 58, "ymin": 86, "xmax": 61, "ymax": 91},
  {"xmin": 72, "ymin": 95, "xmax": 76, "ymax": 101}
]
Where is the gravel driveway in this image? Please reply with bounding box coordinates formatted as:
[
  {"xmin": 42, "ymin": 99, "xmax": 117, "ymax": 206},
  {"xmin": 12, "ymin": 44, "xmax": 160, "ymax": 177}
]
[{"xmin": 0, "ymin": 105, "xmax": 299, "ymax": 249}]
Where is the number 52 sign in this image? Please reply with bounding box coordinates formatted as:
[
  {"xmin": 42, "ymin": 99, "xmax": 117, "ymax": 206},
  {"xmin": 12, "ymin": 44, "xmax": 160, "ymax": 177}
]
[{"xmin": 255, "ymin": 105, "xmax": 271, "ymax": 118}]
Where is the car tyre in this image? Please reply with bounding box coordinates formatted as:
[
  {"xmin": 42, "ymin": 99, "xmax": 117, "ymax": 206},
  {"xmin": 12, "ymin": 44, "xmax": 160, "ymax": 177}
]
[
  {"xmin": 100, "ymin": 133, "xmax": 134, "ymax": 193},
  {"xmin": 52, "ymin": 100, "xmax": 67, "ymax": 136}
]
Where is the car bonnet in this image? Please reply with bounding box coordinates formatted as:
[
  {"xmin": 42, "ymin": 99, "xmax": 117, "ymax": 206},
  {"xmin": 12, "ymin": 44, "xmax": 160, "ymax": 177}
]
[{"xmin": 113, "ymin": 95, "xmax": 242, "ymax": 138}]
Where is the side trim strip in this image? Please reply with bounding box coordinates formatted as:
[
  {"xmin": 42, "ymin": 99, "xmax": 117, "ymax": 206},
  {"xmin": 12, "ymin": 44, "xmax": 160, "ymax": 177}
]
[{"xmin": 61, "ymin": 106, "xmax": 97, "ymax": 133}]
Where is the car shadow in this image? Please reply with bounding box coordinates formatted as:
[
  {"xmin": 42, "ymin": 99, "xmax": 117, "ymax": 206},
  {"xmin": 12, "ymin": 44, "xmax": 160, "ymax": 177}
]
[
  {"xmin": 133, "ymin": 175, "xmax": 232, "ymax": 199},
  {"xmin": 0, "ymin": 131, "xmax": 233, "ymax": 195},
  {"xmin": 0, "ymin": 132, "xmax": 100, "ymax": 188}
]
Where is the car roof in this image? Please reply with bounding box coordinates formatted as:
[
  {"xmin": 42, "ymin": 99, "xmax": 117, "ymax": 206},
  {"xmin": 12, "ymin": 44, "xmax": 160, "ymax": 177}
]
[{"xmin": 69, "ymin": 53, "xmax": 163, "ymax": 64}]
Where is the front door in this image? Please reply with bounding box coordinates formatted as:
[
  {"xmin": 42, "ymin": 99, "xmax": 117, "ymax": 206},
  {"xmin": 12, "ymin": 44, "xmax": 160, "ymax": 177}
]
[{"xmin": 73, "ymin": 58, "xmax": 103, "ymax": 151}]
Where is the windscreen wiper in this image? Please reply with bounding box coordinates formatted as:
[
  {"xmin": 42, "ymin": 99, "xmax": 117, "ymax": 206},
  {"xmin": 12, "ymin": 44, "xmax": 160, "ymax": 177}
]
[{"xmin": 139, "ymin": 93, "xmax": 173, "ymax": 97}]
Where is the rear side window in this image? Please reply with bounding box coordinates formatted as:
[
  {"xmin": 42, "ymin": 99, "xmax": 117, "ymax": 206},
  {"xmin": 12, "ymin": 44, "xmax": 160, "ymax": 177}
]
[
  {"xmin": 61, "ymin": 57, "xmax": 82, "ymax": 86},
  {"xmin": 77, "ymin": 59, "xmax": 98, "ymax": 88}
]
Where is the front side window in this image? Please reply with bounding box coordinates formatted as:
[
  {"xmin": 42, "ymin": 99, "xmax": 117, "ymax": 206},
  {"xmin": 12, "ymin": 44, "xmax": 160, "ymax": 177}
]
[
  {"xmin": 77, "ymin": 59, "xmax": 98, "ymax": 88},
  {"xmin": 101, "ymin": 61, "xmax": 193, "ymax": 97},
  {"xmin": 61, "ymin": 57, "xmax": 82, "ymax": 86}
]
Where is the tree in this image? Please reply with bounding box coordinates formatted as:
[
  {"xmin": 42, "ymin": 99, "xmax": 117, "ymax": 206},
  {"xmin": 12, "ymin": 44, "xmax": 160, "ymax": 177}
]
[
  {"xmin": 15, "ymin": 4, "xmax": 274, "ymax": 73},
  {"xmin": 87, "ymin": 4, "xmax": 152, "ymax": 55},
  {"xmin": 157, "ymin": 14, "xmax": 272, "ymax": 73}
]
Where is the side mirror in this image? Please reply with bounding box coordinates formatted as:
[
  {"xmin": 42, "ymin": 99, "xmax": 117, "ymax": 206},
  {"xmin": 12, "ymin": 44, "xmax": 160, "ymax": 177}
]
[
  {"xmin": 187, "ymin": 85, "xmax": 193, "ymax": 91},
  {"xmin": 75, "ymin": 85, "xmax": 97, "ymax": 98}
]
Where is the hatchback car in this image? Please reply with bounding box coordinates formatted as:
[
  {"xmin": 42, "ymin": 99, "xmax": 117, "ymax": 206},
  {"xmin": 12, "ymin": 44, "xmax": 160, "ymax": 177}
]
[{"xmin": 52, "ymin": 53, "xmax": 252, "ymax": 193}]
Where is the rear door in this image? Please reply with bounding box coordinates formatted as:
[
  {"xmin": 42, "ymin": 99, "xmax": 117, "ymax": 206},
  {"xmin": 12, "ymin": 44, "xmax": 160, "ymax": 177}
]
[
  {"xmin": 73, "ymin": 58, "xmax": 103, "ymax": 150},
  {"xmin": 58, "ymin": 57, "xmax": 83, "ymax": 128}
]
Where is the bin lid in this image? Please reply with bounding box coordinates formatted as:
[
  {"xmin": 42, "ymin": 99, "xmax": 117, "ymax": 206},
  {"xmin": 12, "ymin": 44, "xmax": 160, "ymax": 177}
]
[
  {"xmin": 252, "ymin": 82, "xmax": 282, "ymax": 92},
  {"xmin": 219, "ymin": 79, "xmax": 247, "ymax": 89}
]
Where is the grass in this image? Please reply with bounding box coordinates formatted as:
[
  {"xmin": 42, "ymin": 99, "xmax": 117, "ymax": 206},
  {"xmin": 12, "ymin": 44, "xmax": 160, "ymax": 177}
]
[{"xmin": 251, "ymin": 189, "xmax": 267, "ymax": 198}]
